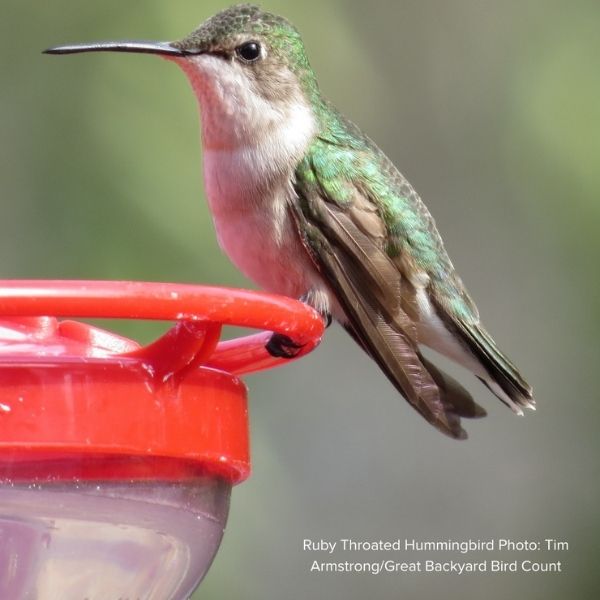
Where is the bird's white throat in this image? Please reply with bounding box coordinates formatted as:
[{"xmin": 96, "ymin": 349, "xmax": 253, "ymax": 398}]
[
  {"xmin": 174, "ymin": 51, "xmax": 317, "ymax": 218},
  {"xmin": 175, "ymin": 54, "xmax": 315, "ymax": 156}
]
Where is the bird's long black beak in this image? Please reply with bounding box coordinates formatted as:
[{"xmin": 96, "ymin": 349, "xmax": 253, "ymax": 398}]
[{"xmin": 43, "ymin": 40, "xmax": 191, "ymax": 57}]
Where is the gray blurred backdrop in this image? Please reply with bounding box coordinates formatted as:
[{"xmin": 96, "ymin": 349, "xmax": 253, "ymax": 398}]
[{"xmin": 3, "ymin": 1, "xmax": 599, "ymax": 598}]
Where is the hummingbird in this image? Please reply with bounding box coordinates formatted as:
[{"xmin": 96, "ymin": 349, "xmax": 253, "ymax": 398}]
[{"xmin": 45, "ymin": 4, "xmax": 534, "ymax": 439}]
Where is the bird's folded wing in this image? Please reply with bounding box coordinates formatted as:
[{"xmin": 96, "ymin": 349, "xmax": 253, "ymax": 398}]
[{"xmin": 291, "ymin": 173, "xmax": 484, "ymax": 438}]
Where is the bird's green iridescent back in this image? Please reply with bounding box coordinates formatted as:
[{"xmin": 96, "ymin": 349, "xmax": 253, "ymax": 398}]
[{"xmin": 295, "ymin": 104, "xmax": 479, "ymax": 323}]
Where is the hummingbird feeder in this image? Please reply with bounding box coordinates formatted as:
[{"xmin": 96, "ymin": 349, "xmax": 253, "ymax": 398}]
[{"xmin": 0, "ymin": 280, "xmax": 323, "ymax": 600}]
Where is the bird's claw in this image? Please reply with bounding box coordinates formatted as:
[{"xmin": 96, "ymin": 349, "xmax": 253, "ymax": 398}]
[
  {"xmin": 298, "ymin": 293, "xmax": 332, "ymax": 329},
  {"xmin": 265, "ymin": 333, "xmax": 304, "ymax": 359}
]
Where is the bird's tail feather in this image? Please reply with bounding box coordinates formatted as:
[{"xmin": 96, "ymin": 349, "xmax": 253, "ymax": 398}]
[
  {"xmin": 420, "ymin": 356, "xmax": 487, "ymax": 420},
  {"xmin": 453, "ymin": 320, "xmax": 534, "ymax": 413},
  {"xmin": 344, "ymin": 320, "xmax": 486, "ymax": 440}
]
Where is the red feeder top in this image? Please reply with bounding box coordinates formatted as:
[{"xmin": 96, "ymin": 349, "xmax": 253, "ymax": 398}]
[{"xmin": 0, "ymin": 281, "xmax": 324, "ymax": 484}]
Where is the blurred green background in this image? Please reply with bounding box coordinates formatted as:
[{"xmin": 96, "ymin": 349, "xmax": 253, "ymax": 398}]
[{"xmin": 2, "ymin": 0, "xmax": 599, "ymax": 598}]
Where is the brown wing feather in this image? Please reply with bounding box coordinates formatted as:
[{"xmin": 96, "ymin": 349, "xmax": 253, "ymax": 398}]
[{"xmin": 290, "ymin": 184, "xmax": 484, "ymax": 439}]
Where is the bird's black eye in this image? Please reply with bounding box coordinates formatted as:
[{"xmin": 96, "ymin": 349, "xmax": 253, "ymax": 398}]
[{"xmin": 236, "ymin": 41, "xmax": 261, "ymax": 62}]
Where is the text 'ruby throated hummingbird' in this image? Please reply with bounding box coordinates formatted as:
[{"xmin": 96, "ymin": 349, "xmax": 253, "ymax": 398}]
[{"xmin": 46, "ymin": 4, "xmax": 534, "ymax": 439}]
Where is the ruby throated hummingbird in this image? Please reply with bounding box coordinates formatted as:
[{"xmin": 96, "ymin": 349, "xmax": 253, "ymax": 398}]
[{"xmin": 45, "ymin": 4, "xmax": 534, "ymax": 439}]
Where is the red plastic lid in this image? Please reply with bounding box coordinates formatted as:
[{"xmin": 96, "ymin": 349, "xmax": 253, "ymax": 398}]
[{"xmin": 0, "ymin": 281, "xmax": 324, "ymax": 484}]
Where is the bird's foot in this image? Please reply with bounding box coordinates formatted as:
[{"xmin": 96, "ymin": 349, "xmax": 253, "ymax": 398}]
[
  {"xmin": 298, "ymin": 292, "xmax": 332, "ymax": 328},
  {"xmin": 265, "ymin": 333, "xmax": 304, "ymax": 359}
]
